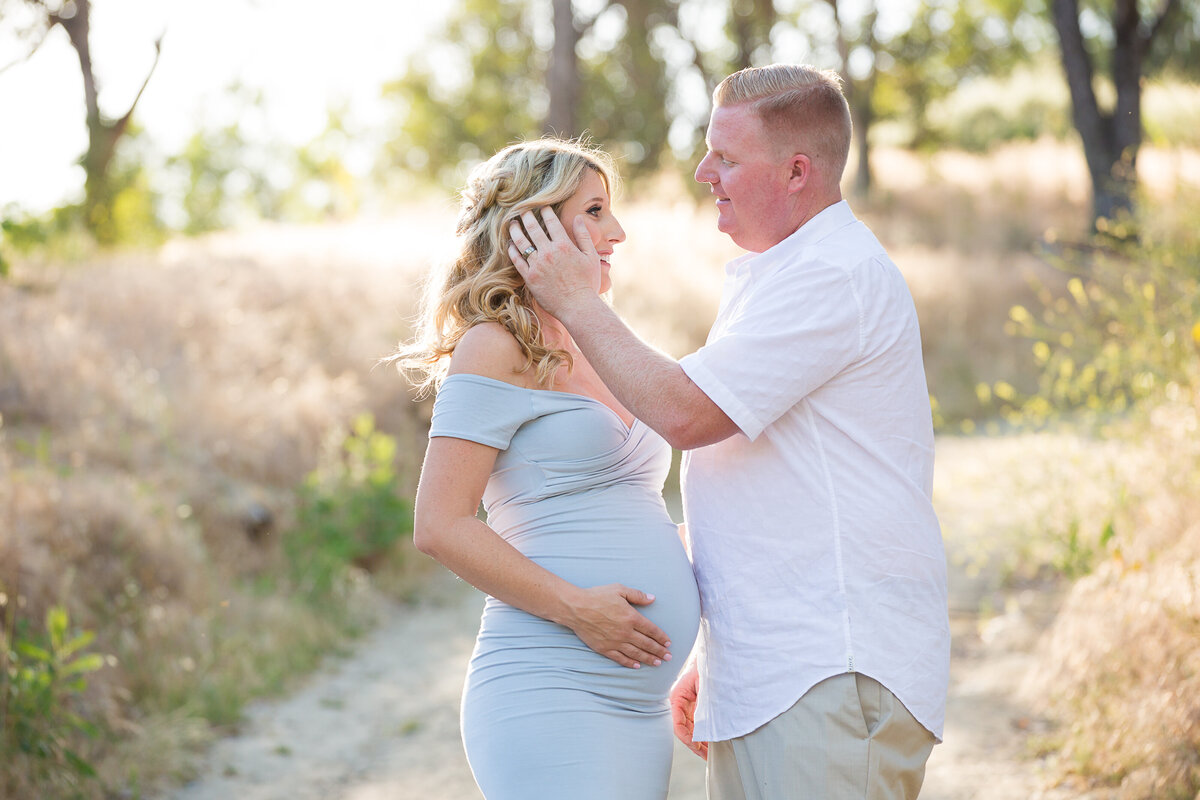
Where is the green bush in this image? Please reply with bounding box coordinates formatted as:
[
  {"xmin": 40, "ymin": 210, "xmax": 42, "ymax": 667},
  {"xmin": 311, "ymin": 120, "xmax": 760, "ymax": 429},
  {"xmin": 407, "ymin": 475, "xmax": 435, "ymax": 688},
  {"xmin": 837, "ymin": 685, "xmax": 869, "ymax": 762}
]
[
  {"xmin": 997, "ymin": 208, "xmax": 1200, "ymax": 429},
  {"xmin": 974, "ymin": 198, "xmax": 1200, "ymax": 583},
  {"xmin": 285, "ymin": 413, "xmax": 414, "ymax": 601},
  {"xmin": 941, "ymin": 96, "xmax": 1072, "ymax": 153},
  {"xmin": 2, "ymin": 604, "xmax": 105, "ymax": 794}
]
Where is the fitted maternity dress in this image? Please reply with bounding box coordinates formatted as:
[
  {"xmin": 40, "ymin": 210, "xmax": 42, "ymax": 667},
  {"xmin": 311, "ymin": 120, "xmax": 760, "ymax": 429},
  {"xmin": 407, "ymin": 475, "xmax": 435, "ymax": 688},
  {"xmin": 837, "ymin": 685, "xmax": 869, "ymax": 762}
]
[{"xmin": 429, "ymin": 373, "xmax": 701, "ymax": 800}]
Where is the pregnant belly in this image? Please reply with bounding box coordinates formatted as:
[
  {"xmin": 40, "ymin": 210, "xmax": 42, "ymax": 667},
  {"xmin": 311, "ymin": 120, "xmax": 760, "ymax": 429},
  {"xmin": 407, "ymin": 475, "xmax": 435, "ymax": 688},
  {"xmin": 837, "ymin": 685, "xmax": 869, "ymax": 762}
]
[{"xmin": 474, "ymin": 498, "xmax": 700, "ymax": 706}]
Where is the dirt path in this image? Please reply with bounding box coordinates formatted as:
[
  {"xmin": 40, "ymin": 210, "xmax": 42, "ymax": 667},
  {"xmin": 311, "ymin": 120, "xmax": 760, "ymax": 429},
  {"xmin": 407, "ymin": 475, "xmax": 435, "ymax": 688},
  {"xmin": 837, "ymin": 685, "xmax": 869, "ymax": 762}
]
[
  {"xmin": 165, "ymin": 440, "xmax": 1077, "ymax": 800},
  {"xmin": 163, "ymin": 579, "xmax": 1068, "ymax": 800}
]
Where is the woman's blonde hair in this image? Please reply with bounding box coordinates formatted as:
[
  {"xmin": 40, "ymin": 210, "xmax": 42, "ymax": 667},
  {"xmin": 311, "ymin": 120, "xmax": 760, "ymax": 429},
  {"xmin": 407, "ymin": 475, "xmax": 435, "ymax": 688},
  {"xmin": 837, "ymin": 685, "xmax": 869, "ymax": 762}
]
[{"xmin": 394, "ymin": 137, "xmax": 618, "ymax": 394}]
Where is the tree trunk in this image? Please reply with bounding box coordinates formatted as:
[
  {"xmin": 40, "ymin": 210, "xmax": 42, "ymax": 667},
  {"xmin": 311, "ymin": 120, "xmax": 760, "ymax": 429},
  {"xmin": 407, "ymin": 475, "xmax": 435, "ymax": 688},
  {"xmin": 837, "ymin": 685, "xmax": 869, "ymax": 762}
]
[
  {"xmin": 49, "ymin": 0, "xmax": 161, "ymax": 240},
  {"xmin": 546, "ymin": 0, "xmax": 580, "ymax": 137},
  {"xmin": 618, "ymin": 0, "xmax": 671, "ymax": 171},
  {"xmin": 1050, "ymin": 0, "xmax": 1158, "ymax": 229},
  {"xmin": 825, "ymin": 0, "xmax": 876, "ymax": 198},
  {"xmin": 729, "ymin": 0, "xmax": 775, "ymax": 72},
  {"xmin": 52, "ymin": 0, "xmax": 109, "ymax": 218},
  {"xmin": 851, "ymin": 86, "xmax": 874, "ymax": 198}
]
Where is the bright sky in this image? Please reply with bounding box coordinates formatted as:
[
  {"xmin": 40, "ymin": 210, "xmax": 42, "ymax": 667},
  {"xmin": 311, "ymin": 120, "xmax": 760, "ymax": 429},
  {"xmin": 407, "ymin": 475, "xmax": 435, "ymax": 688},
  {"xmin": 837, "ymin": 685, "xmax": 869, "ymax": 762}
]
[{"xmin": 0, "ymin": 0, "xmax": 450, "ymax": 212}]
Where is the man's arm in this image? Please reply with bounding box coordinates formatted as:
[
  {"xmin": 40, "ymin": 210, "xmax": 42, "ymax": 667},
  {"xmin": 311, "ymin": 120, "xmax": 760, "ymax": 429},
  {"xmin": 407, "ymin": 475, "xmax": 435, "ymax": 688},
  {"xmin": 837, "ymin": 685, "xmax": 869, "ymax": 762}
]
[{"xmin": 509, "ymin": 208, "xmax": 739, "ymax": 450}]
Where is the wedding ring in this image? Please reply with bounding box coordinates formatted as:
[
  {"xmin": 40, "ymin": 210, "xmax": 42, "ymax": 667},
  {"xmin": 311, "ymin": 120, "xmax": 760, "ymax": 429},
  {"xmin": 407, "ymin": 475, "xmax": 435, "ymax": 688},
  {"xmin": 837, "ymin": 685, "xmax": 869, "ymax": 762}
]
[{"xmin": 521, "ymin": 245, "xmax": 536, "ymax": 257}]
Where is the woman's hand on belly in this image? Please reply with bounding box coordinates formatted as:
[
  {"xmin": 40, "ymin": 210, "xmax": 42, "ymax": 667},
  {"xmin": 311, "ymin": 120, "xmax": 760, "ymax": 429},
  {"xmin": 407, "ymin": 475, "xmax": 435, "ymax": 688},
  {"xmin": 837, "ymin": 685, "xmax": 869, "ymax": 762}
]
[{"xmin": 558, "ymin": 583, "xmax": 673, "ymax": 669}]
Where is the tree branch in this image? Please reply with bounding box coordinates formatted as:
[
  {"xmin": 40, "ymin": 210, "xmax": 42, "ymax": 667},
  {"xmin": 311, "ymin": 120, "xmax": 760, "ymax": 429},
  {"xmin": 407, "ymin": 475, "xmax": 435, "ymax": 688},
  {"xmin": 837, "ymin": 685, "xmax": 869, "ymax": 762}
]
[
  {"xmin": 1146, "ymin": 0, "xmax": 1179, "ymax": 46},
  {"xmin": 0, "ymin": 25, "xmax": 52, "ymax": 75},
  {"xmin": 111, "ymin": 33, "xmax": 164, "ymax": 139},
  {"xmin": 107, "ymin": 31, "xmax": 163, "ymax": 148},
  {"xmin": 1051, "ymin": 0, "xmax": 1104, "ymax": 141}
]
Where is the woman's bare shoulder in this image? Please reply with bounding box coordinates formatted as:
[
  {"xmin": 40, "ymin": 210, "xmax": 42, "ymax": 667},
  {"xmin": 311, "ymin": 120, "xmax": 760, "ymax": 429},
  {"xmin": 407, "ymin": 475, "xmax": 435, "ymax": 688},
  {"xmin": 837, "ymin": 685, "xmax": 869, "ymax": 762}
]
[{"xmin": 446, "ymin": 323, "xmax": 531, "ymax": 386}]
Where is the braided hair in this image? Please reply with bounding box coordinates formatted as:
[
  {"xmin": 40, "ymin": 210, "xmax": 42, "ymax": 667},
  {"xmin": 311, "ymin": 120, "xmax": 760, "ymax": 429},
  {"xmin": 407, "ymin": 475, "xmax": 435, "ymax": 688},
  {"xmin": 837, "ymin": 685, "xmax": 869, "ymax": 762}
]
[{"xmin": 393, "ymin": 137, "xmax": 618, "ymax": 394}]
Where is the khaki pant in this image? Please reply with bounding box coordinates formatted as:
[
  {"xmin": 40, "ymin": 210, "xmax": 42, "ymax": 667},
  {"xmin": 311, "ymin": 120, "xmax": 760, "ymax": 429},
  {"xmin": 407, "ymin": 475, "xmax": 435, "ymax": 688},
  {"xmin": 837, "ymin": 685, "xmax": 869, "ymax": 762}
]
[{"xmin": 707, "ymin": 673, "xmax": 936, "ymax": 800}]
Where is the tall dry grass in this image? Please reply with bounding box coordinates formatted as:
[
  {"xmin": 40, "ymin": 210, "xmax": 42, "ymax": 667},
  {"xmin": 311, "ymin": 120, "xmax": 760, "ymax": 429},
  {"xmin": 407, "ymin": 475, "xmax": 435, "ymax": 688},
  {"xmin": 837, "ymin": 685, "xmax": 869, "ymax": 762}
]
[
  {"xmin": 1020, "ymin": 391, "xmax": 1200, "ymax": 798},
  {"xmin": 0, "ymin": 212, "xmax": 450, "ymax": 795}
]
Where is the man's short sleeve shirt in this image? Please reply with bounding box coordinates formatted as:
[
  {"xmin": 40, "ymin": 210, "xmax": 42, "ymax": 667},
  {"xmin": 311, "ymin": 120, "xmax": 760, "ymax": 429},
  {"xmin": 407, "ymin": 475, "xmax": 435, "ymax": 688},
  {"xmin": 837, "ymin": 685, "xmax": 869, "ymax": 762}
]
[{"xmin": 679, "ymin": 201, "xmax": 950, "ymax": 743}]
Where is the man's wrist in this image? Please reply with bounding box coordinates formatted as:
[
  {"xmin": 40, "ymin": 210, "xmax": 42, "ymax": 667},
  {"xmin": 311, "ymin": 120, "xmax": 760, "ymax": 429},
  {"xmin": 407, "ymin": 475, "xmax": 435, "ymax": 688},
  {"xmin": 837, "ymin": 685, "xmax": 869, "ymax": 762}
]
[{"xmin": 553, "ymin": 289, "xmax": 607, "ymax": 332}]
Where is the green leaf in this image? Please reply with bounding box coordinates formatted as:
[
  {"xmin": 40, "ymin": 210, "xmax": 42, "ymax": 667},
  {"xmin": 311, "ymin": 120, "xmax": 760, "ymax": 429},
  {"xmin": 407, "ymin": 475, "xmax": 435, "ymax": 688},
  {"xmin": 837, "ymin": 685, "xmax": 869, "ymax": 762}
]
[
  {"xmin": 1099, "ymin": 520, "xmax": 1116, "ymax": 548},
  {"xmin": 60, "ymin": 629, "xmax": 96, "ymax": 659},
  {"xmin": 46, "ymin": 605, "xmax": 69, "ymax": 646},
  {"xmin": 63, "ymin": 653, "xmax": 105, "ymax": 676},
  {"xmin": 14, "ymin": 641, "xmax": 52, "ymax": 662},
  {"xmin": 64, "ymin": 748, "xmax": 98, "ymax": 777}
]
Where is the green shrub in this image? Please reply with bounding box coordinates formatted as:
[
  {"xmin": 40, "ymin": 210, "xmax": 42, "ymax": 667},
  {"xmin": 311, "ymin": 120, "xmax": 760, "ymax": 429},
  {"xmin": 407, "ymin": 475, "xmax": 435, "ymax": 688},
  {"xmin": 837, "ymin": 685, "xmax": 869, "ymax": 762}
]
[
  {"xmin": 997, "ymin": 206, "xmax": 1200, "ymax": 429},
  {"xmin": 2, "ymin": 603, "xmax": 105, "ymax": 794},
  {"xmin": 285, "ymin": 413, "xmax": 414, "ymax": 601},
  {"xmin": 942, "ymin": 97, "xmax": 1071, "ymax": 153},
  {"xmin": 970, "ymin": 197, "xmax": 1200, "ymax": 585}
]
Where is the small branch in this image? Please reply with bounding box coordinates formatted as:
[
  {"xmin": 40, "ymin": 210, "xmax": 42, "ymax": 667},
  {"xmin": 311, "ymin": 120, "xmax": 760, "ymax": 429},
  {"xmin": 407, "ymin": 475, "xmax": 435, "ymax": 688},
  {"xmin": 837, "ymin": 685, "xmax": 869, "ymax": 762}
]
[
  {"xmin": 0, "ymin": 27, "xmax": 51, "ymax": 75},
  {"xmin": 110, "ymin": 33, "xmax": 163, "ymax": 139}
]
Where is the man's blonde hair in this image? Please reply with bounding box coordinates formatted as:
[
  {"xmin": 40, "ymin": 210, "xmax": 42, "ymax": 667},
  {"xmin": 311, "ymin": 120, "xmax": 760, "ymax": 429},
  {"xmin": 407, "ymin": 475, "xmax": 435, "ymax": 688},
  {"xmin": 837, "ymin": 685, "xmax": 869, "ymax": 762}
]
[{"xmin": 714, "ymin": 64, "xmax": 852, "ymax": 182}]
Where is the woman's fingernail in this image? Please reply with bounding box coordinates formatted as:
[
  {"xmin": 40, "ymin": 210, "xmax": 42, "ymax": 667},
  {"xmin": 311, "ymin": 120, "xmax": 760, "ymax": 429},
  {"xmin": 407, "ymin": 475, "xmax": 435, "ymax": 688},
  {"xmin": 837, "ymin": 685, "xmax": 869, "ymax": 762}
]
[{"xmin": 664, "ymin": 653, "xmax": 672, "ymax": 661}]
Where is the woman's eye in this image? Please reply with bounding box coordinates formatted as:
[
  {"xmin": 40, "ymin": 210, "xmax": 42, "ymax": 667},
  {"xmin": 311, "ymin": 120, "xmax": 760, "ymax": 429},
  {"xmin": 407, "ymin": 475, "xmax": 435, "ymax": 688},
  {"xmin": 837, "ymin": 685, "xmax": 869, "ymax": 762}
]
[{"xmin": 587, "ymin": 205, "xmax": 602, "ymax": 216}]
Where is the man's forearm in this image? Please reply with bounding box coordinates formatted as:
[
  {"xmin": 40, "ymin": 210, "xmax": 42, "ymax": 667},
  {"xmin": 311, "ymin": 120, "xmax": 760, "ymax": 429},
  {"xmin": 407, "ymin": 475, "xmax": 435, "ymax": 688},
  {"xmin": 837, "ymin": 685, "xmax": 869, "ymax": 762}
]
[{"xmin": 557, "ymin": 293, "xmax": 737, "ymax": 449}]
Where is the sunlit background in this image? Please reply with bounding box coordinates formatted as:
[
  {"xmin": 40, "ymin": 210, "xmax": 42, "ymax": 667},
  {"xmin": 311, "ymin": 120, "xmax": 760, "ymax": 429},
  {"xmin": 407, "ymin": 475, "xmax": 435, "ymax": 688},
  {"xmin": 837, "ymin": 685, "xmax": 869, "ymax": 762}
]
[
  {"xmin": 1, "ymin": 1, "xmax": 1199, "ymax": 798},
  {"xmin": 1, "ymin": 0, "xmax": 453, "ymax": 211}
]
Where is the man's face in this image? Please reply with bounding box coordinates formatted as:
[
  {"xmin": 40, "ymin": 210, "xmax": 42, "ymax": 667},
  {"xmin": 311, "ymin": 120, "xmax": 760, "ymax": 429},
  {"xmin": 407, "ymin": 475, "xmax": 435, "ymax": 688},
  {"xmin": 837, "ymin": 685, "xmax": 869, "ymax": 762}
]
[{"xmin": 694, "ymin": 103, "xmax": 795, "ymax": 253}]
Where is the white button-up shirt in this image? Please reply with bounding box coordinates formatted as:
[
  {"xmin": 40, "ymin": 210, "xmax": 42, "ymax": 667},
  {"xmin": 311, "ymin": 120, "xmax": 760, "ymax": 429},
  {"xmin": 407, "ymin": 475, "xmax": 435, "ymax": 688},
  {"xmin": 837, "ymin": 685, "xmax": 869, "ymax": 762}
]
[{"xmin": 679, "ymin": 200, "xmax": 950, "ymax": 743}]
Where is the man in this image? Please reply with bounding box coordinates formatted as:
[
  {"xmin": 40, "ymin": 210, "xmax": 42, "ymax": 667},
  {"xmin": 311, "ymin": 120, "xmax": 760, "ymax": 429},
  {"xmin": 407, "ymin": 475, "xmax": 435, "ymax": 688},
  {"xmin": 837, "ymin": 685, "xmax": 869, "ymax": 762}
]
[{"xmin": 509, "ymin": 64, "xmax": 949, "ymax": 799}]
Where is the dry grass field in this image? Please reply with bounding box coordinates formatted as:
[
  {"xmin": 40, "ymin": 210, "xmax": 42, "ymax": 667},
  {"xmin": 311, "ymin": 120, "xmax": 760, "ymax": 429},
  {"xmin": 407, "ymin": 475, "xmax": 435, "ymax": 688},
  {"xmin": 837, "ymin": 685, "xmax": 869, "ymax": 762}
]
[{"xmin": 1, "ymin": 139, "xmax": 1198, "ymax": 798}]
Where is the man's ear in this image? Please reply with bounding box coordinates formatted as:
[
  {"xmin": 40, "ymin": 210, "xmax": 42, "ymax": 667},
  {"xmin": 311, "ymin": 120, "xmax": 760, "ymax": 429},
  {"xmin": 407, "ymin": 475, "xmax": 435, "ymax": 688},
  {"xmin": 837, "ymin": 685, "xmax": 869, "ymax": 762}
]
[{"xmin": 787, "ymin": 154, "xmax": 811, "ymax": 194}]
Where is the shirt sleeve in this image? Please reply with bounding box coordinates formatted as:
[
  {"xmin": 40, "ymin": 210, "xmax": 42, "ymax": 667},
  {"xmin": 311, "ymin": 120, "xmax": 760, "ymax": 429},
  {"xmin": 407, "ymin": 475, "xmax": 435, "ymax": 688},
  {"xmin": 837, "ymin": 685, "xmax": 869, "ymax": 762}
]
[
  {"xmin": 679, "ymin": 261, "xmax": 865, "ymax": 442},
  {"xmin": 428, "ymin": 374, "xmax": 534, "ymax": 450}
]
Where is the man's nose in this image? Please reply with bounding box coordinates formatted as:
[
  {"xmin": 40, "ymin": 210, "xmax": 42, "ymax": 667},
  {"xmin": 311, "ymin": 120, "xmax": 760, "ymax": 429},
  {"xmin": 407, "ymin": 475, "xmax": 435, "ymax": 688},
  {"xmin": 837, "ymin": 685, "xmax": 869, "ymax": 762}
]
[{"xmin": 694, "ymin": 153, "xmax": 716, "ymax": 184}]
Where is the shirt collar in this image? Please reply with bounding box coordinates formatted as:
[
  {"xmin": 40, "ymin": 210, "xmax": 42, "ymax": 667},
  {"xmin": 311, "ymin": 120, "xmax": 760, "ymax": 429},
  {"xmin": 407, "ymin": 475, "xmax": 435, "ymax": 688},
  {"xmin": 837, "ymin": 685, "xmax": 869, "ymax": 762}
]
[{"xmin": 726, "ymin": 200, "xmax": 858, "ymax": 281}]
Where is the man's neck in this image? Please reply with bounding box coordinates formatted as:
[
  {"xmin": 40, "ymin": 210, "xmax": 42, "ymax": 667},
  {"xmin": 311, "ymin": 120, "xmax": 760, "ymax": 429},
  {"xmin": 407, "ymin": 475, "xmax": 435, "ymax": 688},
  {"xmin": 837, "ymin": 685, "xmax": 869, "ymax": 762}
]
[{"xmin": 758, "ymin": 191, "xmax": 843, "ymax": 253}]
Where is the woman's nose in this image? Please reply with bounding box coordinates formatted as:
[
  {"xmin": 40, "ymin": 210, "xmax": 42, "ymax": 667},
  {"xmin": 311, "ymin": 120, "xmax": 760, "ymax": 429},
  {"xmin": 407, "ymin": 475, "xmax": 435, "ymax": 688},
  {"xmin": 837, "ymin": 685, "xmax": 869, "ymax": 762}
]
[{"xmin": 609, "ymin": 219, "xmax": 626, "ymax": 243}]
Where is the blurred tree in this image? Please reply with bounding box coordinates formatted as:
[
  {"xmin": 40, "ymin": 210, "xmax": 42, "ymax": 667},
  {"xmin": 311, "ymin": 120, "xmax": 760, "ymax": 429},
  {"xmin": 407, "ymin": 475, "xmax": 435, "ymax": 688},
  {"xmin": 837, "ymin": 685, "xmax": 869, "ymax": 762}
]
[
  {"xmin": 668, "ymin": 0, "xmax": 778, "ymax": 165},
  {"xmin": 382, "ymin": 0, "xmax": 546, "ymax": 188},
  {"xmin": 577, "ymin": 0, "xmax": 677, "ymax": 172},
  {"xmin": 383, "ymin": 0, "xmax": 680, "ymax": 188},
  {"xmin": 1048, "ymin": 0, "xmax": 1187, "ymax": 230},
  {"xmin": 162, "ymin": 86, "xmax": 356, "ymax": 232},
  {"xmin": 0, "ymin": 0, "xmax": 163, "ymax": 244},
  {"xmin": 661, "ymin": 0, "xmax": 1039, "ymax": 194},
  {"xmin": 823, "ymin": 0, "xmax": 879, "ymax": 197},
  {"xmin": 169, "ymin": 125, "xmax": 246, "ymax": 235},
  {"xmin": 548, "ymin": 0, "xmax": 583, "ymax": 135},
  {"xmin": 730, "ymin": 0, "xmax": 777, "ymax": 70},
  {"xmin": 818, "ymin": 0, "xmax": 1037, "ymax": 196}
]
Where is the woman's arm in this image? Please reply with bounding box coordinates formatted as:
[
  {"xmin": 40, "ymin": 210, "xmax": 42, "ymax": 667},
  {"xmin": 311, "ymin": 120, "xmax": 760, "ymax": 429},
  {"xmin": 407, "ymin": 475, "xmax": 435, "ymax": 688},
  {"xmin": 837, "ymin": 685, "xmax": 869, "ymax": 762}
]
[{"xmin": 413, "ymin": 422, "xmax": 673, "ymax": 669}]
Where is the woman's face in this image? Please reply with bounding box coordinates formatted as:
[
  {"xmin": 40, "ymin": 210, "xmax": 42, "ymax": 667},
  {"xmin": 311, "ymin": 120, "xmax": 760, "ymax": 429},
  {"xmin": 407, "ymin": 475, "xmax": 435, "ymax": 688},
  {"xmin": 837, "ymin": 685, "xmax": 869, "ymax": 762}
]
[{"xmin": 555, "ymin": 169, "xmax": 626, "ymax": 294}]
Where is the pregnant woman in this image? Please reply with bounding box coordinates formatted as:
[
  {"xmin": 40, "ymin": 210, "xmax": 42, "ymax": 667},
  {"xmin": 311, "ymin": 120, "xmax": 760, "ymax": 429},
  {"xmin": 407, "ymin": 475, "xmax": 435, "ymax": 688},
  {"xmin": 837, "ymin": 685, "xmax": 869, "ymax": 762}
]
[{"xmin": 397, "ymin": 138, "xmax": 700, "ymax": 799}]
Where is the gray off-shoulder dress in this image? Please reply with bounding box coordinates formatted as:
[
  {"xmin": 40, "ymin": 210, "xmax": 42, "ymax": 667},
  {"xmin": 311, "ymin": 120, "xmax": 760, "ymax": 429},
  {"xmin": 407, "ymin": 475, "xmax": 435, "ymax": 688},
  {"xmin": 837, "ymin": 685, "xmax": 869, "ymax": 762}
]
[{"xmin": 429, "ymin": 373, "xmax": 701, "ymax": 800}]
